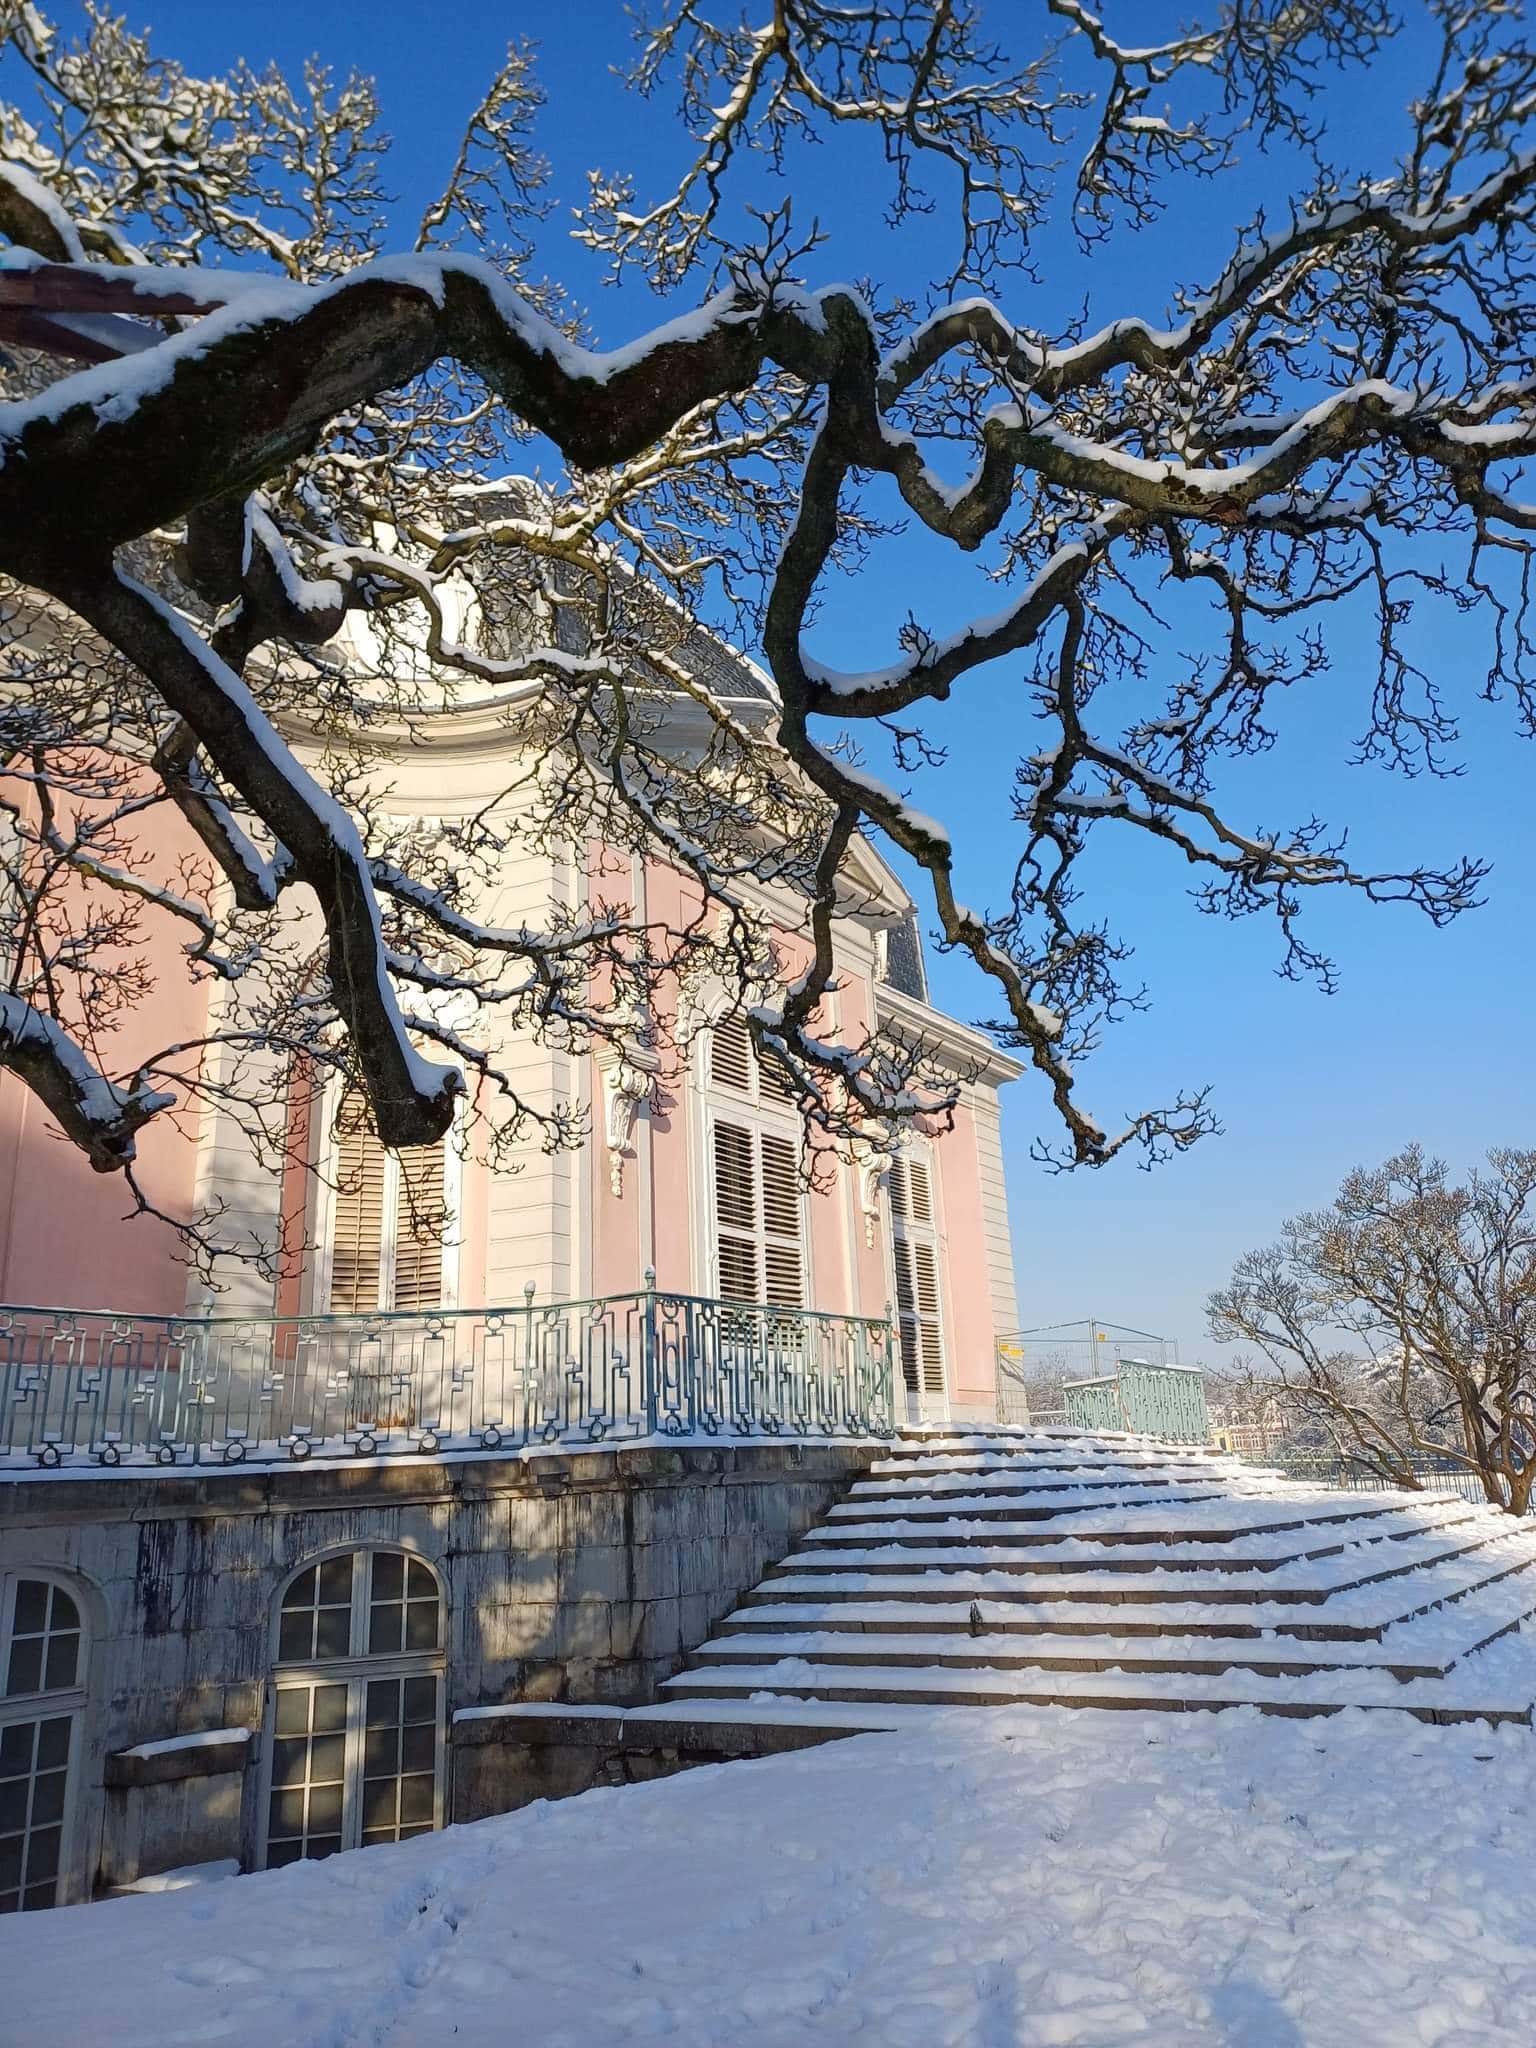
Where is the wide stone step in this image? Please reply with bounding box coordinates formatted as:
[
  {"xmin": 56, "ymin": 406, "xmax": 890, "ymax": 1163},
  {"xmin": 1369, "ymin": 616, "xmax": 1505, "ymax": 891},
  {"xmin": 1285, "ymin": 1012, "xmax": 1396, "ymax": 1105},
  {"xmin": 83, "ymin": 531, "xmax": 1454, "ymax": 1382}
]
[
  {"xmin": 683, "ymin": 1627, "xmax": 1448, "ymax": 1681},
  {"xmin": 878, "ymin": 1438, "xmax": 1232, "ymax": 1467},
  {"xmin": 822, "ymin": 1487, "xmax": 1229, "ymax": 1527},
  {"xmin": 762, "ymin": 1523, "xmax": 1506, "ymax": 1597},
  {"xmin": 1287, "ymin": 1536, "xmax": 1536, "ymax": 1640},
  {"xmin": 882, "ymin": 1435, "xmax": 1230, "ymax": 1464},
  {"xmin": 850, "ymin": 1464, "xmax": 1228, "ymax": 1498},
  {"xmin": 802, "ymin": 1499, "xmax": 1459, "ymax": 1550},
  {"xmin": 725, "ymin": 1542, "xmax": 1536, "ymax": 1644},
  {"xmin": 658, "ymin": 1659, "xmax": 1533, "ymax": 1725},
  {"xmin": 865, "ymin": 1445, "xmax": 1237, "ymax": 1474},
  {"xmin": 718, "ymin": 1599, "xmax": 1288, "ymax": 1640},
  {"xmin": 834, "ymin": 1476, "xmax": 1231, "ymax": 1509}
]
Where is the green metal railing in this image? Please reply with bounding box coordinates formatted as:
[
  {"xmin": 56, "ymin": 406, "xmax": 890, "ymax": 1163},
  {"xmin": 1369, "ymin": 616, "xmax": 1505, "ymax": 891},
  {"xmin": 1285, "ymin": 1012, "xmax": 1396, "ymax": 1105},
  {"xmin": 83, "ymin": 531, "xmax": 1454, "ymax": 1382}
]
[
  {"xmin": 0, "ymin": 1280, "xmax": 897, "ymax": 1470},
  {"xmin": 1062, "ymin": 1358, "xmax": 1210, "ymax": 1443}
]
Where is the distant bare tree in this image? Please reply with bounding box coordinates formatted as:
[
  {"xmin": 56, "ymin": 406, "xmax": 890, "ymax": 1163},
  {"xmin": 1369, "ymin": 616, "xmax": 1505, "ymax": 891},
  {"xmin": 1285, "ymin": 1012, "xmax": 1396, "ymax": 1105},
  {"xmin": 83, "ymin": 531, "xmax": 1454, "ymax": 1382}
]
[{"xmin": 1209, "ymin": 1147, "xmax": 1536, "ymax": 1512}]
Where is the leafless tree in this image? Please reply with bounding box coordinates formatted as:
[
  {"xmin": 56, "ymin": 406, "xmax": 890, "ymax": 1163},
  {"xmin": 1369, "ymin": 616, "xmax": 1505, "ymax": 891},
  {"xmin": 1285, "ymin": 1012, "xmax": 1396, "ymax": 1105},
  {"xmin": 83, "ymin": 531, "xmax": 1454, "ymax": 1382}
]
[
  {"xmin": 1, "ymin": 2, "xmax": 1533, "ymax": 1273},
  {"xmin": 1209, "ymin": 1146, "xmax": 1536, "ymax": 1511}
]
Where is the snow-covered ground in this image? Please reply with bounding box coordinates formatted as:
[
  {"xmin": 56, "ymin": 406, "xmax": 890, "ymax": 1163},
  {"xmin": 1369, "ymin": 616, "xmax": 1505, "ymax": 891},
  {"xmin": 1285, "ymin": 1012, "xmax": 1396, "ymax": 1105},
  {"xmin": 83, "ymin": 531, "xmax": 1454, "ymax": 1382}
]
[{"xmin": 4, "ymin": 1704, "xmax": 1533, "ymax": 2047}]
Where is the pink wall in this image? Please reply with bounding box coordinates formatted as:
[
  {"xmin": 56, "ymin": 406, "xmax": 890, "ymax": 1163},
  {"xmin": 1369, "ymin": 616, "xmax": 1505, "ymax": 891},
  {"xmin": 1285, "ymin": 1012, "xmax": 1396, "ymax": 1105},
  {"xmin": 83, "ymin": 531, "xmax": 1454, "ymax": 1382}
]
[
  {"xmin": 0, "ymin": 795, "xmax": 1010, "ymax": 1394},
  {"xmin": 0, "ymin": 784, "xmax": 209, "ymax": 1315}
]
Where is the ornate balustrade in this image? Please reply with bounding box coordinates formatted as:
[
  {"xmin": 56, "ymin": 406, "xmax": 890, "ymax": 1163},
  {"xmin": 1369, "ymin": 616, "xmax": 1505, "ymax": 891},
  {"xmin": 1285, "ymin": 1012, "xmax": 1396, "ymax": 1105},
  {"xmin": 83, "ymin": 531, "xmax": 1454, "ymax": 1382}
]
[
  {"xmin": 0, "ymin": 1282, "xmax": 897, "ymax": 1470},
  {"xmin": 1062, "ymin": 1358, "xmax": 1210, "ymax": 1443}
]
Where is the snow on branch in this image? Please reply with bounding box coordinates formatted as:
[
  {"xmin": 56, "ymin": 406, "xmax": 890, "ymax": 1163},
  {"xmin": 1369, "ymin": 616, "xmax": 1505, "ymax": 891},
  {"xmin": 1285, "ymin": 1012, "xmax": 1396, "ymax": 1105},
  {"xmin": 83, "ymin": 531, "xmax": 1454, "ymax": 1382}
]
[
  {"xmin": 0, "ymin": 992, "xmax": 171, "ymax": 1170},
  {"xmin": 2, "ymin": 0, "xmax": 1536, "ymax": 1214}
]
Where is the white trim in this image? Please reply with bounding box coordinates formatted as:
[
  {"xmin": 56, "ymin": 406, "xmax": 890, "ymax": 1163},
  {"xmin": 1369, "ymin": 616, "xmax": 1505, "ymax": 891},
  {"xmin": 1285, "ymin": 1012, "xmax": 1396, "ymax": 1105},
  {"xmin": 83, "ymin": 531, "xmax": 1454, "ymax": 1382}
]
[
  {"xmin": 694, "ymin": 1016, "xmax": 812, "ymax": 1306},
  {"xmin": 874, "ymin": 983, "xmax": 1027, "ymax": 1083},
  {"xmin": 884, "ymin": 1138, "xmax": 951, "ymax": 1426}
]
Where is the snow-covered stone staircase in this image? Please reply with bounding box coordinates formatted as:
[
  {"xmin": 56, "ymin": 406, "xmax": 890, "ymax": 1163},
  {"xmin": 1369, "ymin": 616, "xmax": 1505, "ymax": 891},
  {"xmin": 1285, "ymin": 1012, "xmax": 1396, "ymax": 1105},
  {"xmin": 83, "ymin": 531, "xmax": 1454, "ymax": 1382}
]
[{"xmin": 653, "ymin": 1426, "xmax": 1536, "ymax": 1730}]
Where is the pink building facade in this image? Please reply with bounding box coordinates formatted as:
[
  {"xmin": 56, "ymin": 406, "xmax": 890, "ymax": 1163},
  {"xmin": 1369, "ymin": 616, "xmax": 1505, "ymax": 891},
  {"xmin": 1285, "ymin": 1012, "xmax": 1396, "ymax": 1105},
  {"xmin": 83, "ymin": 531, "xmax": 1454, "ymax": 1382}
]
[{"xmin": 0, "ymin": 650, "xmax": 1022, "ymax": 1426}]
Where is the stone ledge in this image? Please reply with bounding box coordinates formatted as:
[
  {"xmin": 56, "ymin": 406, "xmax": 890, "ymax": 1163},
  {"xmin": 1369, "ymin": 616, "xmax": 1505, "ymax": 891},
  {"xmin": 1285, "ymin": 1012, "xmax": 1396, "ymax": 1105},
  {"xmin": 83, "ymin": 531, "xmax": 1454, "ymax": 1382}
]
[
  {"xmin": 105, "ymin": 1728, "xmax": 253, "ymax": 1788},
  {"xmin": 449, "ymin": 1702, "xmax": 864, "ymax": 1759},
  {"xmin": 0, "ymin": 1436, "xmax": 879, "ymax": 1519}
]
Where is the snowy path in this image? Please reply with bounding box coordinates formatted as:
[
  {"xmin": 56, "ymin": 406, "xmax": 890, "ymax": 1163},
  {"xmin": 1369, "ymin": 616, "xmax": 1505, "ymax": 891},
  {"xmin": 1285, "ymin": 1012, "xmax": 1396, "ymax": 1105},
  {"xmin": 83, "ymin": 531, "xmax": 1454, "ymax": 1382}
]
[{"xmin": 4, "ymin": 1704, "xmax": 1534, "ymax": 2047}]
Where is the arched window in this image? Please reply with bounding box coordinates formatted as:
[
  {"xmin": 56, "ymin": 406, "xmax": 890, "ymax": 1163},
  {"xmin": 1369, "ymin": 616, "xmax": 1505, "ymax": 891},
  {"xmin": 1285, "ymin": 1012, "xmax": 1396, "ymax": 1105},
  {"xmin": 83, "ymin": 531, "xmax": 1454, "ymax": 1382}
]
[
  {"xmin": 263, "ymin": 1550, "xmax": 445, "ymax": 1869},
  {"xmin": 1, "ymin": 1573, "xmax": 86, "ymax": 1913}
]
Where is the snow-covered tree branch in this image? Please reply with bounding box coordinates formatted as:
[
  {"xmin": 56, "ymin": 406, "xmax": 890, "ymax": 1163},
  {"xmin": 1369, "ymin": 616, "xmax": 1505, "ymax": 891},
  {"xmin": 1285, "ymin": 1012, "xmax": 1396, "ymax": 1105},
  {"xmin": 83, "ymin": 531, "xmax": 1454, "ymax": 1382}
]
[{"xmin": 1, "ymin": 0, "xmax": 1534, "ymax": 1245}]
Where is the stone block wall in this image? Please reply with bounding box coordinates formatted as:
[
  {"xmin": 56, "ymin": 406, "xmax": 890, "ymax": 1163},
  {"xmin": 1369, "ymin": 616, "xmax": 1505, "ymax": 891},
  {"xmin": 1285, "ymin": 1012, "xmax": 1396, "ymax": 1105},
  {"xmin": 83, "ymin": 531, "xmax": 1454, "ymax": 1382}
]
[{"xmin": 0, "ymin": 1437, "xmax": 874, "ymax": 1897}]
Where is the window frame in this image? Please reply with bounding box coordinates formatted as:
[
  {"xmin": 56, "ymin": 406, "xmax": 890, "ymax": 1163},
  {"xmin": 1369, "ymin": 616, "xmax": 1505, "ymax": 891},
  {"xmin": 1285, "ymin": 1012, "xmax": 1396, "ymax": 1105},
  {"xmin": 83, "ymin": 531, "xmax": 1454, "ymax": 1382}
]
[
  {"xmin": 885, "ymin": 1143, "xmax": 950, "ymax": 1421},
  {"xmin": 697, "ymin": 1014, "xmax": 811, "ymax": 1309},
  {"xmin": 0, "ymin": 1570, "xmax": 89, "ymax": 1915},
  {"xmin": 310, "ymin": 1075, "xmax": 464, "ymax": 1316},
  {"xmin": 259, "ymin": 1547, "xmax": 447, "ymax": 1871}
]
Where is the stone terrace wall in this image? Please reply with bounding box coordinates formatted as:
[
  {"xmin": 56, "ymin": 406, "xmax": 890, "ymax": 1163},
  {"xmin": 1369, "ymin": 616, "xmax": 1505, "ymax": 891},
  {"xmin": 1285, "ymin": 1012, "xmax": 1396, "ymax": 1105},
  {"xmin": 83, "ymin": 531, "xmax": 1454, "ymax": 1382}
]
[{"xmin": 0, "ymin": 1438, "xmax": 874, "ymax": 1895}]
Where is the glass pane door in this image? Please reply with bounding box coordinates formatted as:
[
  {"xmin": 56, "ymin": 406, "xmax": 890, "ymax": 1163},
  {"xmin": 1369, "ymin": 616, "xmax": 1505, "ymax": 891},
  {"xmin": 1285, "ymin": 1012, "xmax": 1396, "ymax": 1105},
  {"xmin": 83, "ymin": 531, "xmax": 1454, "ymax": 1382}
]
[
  {"xmin": 361, "ymin": 1675, "xmax": 441, "ymax": 1847},
  {"xmin": 266, "ymin": 1680, "xmax": 349, "ymax": 1866},
  {"xmin": 0, "ymin": 1714, "xmax": 73, "ymax": 1912}
]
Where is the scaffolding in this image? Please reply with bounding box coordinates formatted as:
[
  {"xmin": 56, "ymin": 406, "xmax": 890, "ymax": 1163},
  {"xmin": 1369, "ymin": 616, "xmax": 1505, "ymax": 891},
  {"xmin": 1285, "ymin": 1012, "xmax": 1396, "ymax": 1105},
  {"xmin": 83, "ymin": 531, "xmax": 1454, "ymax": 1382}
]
[{"xmin": 995, "ymin": 1318, "xmax": 1203, "ymax": 1440}]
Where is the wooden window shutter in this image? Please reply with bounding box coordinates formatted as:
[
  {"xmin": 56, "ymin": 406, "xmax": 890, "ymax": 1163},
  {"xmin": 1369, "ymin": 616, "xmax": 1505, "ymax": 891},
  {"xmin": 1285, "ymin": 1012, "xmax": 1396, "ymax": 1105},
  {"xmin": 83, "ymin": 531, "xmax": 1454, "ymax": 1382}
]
[
  {"xmin": 711, "ymin": 1012, "xmax": 796, "ymax": 1104},
  {"xmin": 710, "ymin": 1014, "xmax": 753, "ymax": 1094},
  {"xmin": 712, "ymin": 1118, "xmax": 804, "ymax": 1307},
  {"xmin": 328, "ymin": 1097, "xmax": 447, "ymax": 1314},
  {"xmin": 713, "ymin": 1119, "xmax": 759, "ymax": 1303},
  {"xmin": 910, "ymin": 1241, "xmax": 945, "ymax": 1394},
  {"xmin": 392, "ymin": 1144, "xmax": 446, "ymax": 1313},
  {"xmin": 892, "ymin": 1234, "xmax": 920, "ymax": 1392},
  {"xmin": 756, "ymin": 1044, "xmax": 796, "ymax": 1104},
  {"xmin": 759, "ymin": 1131, "xmax": 804, "ymax": 1307},
  {"xmin": 330, "ymin": 1111, "xmax": 386, "ymax": 1314},
  {"xmin": 888, "ymin": 1152, "xmax": 946, "ymax": 1398}
]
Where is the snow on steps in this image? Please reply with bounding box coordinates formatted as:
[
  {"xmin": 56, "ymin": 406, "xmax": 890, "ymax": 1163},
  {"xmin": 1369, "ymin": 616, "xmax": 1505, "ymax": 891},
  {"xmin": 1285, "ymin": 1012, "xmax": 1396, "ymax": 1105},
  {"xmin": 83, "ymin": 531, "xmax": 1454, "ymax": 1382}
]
[
  {"xmin": 728, "ymin": 1532, "xmax": 1536, "ymax": 1643},
  {"xmin": 655, "ymin": 1426, "xmax": 1536, "ymax": 1732}
]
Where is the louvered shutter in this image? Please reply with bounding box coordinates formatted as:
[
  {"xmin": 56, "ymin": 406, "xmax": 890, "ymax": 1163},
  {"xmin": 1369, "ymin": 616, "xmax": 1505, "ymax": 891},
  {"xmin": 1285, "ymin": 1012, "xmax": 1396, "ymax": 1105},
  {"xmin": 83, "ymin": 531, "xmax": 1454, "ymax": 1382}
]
[
  {"xmin": 330, "ymin": 1114, "xmax": 387, "ymax": 1314},
  {"xmin": 710, "ymin": 1013, "xmax": 796, "ymax": 1104},
  {"xmin": 759, "ymin": 1131, "xmax": 803, "ymax": 1306},
  {"xmin": 889, "ymin": 1154, "xmax": 946, "ymax": 1401},
  {"xmin": 328, "ymin": 1099, "xmax": 446, "ymax": 1314},
  {"xmin": 711, "ymin": 1119, "xmax": 804, "ymax": 1307},
  {"xmin": 756, "ymin": 1045, "xmax": 796, "ymax": 1105},
  {"xmin": 392, "ymin": 1144, "xmax": 445, "ymax": 1312},
  {"xmin": 713, "ymin": 1119, "xmax": 759, "ymax": 1304},
  {"xmin": 710, "ymin": 1014, "xmax": 753, "ymax": 1095}
]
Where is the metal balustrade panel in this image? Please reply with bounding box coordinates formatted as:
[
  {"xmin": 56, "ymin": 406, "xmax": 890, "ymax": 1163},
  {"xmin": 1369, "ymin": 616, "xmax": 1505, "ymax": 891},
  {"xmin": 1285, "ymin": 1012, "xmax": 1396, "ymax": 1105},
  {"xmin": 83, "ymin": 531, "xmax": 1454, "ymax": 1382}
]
[{"xmin": 0, "ymin": 1290, "xmax": 896, "ymax": 1470}]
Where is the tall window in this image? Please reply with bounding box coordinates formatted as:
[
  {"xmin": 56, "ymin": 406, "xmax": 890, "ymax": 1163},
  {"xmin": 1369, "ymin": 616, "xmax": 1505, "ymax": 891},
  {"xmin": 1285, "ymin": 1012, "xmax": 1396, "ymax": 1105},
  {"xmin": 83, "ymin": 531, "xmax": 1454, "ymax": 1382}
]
[
  {"xmin": 708, "ymin": 1015, "xmax": 805, "ymax": 1307},
  {"xmin": 888, "ymin": 1151, "xmax": 947, "ymax": 1410},
  {"xmin": 326, "ymin": 1097, "xmax": 452, "ymax": 1314},
  {"xmin": 264, "ymin": 1549, "xmax": 444, "ymax": 1869},
  {"xmin": 1, "ymin": 1573, "xmax": 85, "ymax": 1913}
]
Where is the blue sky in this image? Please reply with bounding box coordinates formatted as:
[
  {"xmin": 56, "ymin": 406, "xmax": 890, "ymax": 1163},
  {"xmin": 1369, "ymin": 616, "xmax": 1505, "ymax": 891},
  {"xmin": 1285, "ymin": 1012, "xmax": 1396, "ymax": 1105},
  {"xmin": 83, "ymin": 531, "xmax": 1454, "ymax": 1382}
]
[{"xmin": 50, "ymin": 2, "xmax": 1536, "ymax": 1360}]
